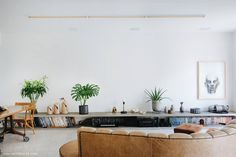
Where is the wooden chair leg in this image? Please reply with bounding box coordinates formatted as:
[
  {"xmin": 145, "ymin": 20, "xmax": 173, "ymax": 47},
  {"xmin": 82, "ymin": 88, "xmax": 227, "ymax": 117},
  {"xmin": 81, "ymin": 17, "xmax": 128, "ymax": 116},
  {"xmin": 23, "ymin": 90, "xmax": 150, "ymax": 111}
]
[
  {"xmin": 24, "ymin": 121, "xmax": 26, "ymax": 135},
  {"xmin": 31, "ymin": 120, "xmax": 35, "ymax": 134}
]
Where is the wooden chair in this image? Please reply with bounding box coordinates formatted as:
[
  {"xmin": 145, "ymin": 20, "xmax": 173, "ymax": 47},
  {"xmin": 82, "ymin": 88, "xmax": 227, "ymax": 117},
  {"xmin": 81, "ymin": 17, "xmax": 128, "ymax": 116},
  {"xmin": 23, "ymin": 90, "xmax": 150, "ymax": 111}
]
[{"xmin": 14, "ymin": 102, "xmax": 36, "ymax": 135}]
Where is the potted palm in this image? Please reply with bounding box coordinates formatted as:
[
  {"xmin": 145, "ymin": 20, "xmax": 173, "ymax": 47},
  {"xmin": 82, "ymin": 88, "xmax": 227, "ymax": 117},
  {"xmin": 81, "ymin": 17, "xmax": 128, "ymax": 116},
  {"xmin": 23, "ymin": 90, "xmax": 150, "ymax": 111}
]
[
  {"xmin": 145, "ymin": 87, "xmax": 168, "ymax": 112},
  {"xmin": 21, "ymin": 76, "xmax": 48, "ymax": 111},
  {"xmin": 71, "ymin": 83, "xmax": 100, "ymax": 114}
]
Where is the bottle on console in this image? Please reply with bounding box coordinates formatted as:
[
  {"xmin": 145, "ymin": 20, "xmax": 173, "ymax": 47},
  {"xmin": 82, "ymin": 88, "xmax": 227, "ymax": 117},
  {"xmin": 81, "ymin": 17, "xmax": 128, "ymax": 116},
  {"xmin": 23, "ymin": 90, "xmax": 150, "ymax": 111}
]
[
  {"xmin": 170, "ymin": 105, "xmax": 175, "ymax": 113},
  {"xmin": 121, "ymin": 101, "xmax": 127, "ymax": 114},
  {"xmin": 180, "ymin": 102, "xmax": 184, "ymax": 113}
]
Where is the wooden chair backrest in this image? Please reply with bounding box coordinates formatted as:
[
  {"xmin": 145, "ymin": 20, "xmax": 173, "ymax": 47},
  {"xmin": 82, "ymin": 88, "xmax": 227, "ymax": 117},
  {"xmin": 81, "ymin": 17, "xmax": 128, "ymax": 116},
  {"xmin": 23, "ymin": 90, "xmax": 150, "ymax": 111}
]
[{"xmin": 15, "ymin": 102, "xmax": 36, "ymax": 118}]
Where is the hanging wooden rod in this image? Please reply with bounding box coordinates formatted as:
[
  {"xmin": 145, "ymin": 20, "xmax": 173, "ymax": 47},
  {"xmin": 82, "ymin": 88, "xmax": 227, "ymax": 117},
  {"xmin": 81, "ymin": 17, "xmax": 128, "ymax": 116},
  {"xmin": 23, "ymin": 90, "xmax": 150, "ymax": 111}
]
[{"xmin": 28, "ymin": 15, "xmax": 206, "ymax": 19}]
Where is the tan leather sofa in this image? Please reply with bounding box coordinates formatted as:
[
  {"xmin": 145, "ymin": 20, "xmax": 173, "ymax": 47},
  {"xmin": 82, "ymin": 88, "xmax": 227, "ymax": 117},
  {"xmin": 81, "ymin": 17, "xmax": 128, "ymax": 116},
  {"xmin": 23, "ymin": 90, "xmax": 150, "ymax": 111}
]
[{"xmin": 59, "ymin": 124, "xmax": 236, "ymax": 157}]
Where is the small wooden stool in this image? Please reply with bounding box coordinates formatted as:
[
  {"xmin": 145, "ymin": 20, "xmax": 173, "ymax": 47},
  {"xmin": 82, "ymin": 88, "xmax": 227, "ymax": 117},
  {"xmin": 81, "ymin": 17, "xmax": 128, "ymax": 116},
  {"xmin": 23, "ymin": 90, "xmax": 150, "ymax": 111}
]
[{"xmin": 174, "ymin": 123, "xmax": 203, "ymax": 134}]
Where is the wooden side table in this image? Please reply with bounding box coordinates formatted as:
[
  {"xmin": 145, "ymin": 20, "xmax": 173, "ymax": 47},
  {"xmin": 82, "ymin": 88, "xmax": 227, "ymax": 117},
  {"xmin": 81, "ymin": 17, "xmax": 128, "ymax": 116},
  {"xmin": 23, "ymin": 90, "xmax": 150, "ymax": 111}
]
[{"xmin": 0, "ymin": 106, "xmax": 30, "ymax": 142}]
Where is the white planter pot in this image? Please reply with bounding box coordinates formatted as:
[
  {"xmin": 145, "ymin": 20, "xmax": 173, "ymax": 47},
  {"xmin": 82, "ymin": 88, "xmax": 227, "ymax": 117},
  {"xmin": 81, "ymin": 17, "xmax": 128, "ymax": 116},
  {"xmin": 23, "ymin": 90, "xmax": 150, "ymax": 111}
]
[{"xmin": 152, "ymin": 101, "xmax": 160, "ymax": 112}]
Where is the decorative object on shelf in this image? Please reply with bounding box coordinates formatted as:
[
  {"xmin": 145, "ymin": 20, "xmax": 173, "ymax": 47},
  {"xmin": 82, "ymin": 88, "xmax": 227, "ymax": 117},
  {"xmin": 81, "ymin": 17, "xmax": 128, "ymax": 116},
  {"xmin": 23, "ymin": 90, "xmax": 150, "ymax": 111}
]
[
  {"xmin": 167, "ymin": 105, "xmax": 175, "ymax": 114},
  {"xmin": 53, "ymin": 103, "xmax": 60, "ymax": 114},
  {"xmin": 180, "ymin": 102, "xmax": 184, "ymax": 113},
  {"xmin": 145, "ymin": 87, "xmax": 169, "ymax": 112},
  {"xmin": 131, "ymin": 108, "xmax": 138, "ymax": 113},
  {"xmin": 121, "ymin": 101, "xmax": 127, "ymax": 114},
  {"xmin": 190, "ymin": 108, "xmax": 201, "ymax": 114},
  {"xmin": 164, "ymin": 106, "xmax": 168, "ymax": 113},
  {"xmin": 47, "ymin": 106, "xmax": 53, "ymax": 115},
  {"xmin": 170, "ymin": 105, "xmax": 175, "ymax": 113},
  {"xmin": 198, "ymin": 61, "xmax": 226, "ymax": 99},
  {"xmin": 130, "ymin": 109, "xmax": 146, "ymax": 114},
  {"xmin": 60, "ymin": 98, "xmax": 68, "ymax": 114},
  {"xmin": 112, "ymin": 107, "xmax": 117, "ymax": 113},
  {"xmin": 208, "ymin": 105, "xmax": 229, "ymax": 114},
  {"xmin": 71, "ymin": 83, "xmax": 100, "ymax": 114},
  {"xmin": 139, "ymin": 111, "xmax": 146, "ymax": 115},
  {"xmin": 199, "ymin": 119, "xmax": 205, "ymax": 125},
  {"xmin": 21, "ymin": 75, "xmax": 48, "ymax": 112}
]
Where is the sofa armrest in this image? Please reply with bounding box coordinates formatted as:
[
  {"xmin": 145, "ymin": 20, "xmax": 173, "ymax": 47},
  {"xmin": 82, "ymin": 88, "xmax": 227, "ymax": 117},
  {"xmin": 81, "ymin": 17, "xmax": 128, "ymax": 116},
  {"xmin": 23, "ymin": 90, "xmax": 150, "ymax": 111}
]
[{"xmin": 59, "ymin": 140, "xmax": 78, "ymax": 157}]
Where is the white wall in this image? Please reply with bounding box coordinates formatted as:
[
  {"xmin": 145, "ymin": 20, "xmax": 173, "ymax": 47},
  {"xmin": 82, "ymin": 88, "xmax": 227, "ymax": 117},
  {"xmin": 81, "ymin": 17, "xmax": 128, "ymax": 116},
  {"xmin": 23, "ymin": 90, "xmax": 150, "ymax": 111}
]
[
  {"xmin": 0, "ymin": 0, "xmax": 234, "ymax": 112},
  {"xmin": 0, "ymin": 30, "xmax": 233, "ymax": 112}
]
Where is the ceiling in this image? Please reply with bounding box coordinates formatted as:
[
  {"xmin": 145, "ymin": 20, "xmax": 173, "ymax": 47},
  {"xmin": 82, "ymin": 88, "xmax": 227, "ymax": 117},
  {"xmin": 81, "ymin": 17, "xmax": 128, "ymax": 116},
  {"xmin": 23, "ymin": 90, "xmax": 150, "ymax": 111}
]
[{"xmin": 0, "ymin": 0, "xmax": 236, "ymax": 32}]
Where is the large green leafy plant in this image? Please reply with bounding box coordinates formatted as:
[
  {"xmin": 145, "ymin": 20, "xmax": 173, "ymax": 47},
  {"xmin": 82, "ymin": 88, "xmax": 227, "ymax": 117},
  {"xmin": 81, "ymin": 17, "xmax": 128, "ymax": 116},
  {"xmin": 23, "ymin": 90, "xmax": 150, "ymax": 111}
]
[
  {"xmin": 145, "ymin": 87, "xmax": 168, "ymax": 103},
  {"xmin": 71, "ymin": 83, "xmax": 100, "ymax": 106},
  {"xmin": 21, "ymin": 76, "xmax": 48, "ymax": 103}
]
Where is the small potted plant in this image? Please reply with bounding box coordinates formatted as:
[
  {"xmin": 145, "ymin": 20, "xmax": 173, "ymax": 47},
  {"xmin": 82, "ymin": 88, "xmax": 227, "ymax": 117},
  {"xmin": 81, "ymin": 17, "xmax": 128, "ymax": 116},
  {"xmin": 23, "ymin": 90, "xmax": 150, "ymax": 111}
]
[
  {"xmin": 145, "ymin": 87, "xmax": 168, "ymax": 112},
  {"xmin": 71, "ymin": 83, "xmax": 100, "ymax": 114},
  {"xmin": 21, "ymin": 76, "xmax": 48, "ymax": 111}
]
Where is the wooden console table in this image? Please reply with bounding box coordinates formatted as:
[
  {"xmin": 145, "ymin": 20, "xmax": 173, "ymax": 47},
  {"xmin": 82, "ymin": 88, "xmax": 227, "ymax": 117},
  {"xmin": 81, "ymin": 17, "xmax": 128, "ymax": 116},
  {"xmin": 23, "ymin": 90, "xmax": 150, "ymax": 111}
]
[
  {"xmin": 34, "ymin": 111, "xmax": 236, "ymax": 118},
  {"xmin": 33, "ymin": 111, "xmax": 236, "ymax": 128}
]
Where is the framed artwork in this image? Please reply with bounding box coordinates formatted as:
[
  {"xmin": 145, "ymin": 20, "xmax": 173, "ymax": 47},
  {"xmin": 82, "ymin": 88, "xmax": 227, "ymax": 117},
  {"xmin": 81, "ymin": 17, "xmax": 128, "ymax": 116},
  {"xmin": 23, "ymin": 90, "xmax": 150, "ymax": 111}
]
[{"xmin": 198, "ymin": 61, "xmax": 226, "ymax": 99}]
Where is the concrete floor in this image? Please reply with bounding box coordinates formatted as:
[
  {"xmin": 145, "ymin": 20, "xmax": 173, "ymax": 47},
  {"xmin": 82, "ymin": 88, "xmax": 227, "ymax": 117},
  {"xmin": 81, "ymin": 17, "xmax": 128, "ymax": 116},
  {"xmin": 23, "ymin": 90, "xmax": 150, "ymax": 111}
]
[
  {"xmin": 0, "ymin": 126, "xmax": 223, "ymax": 157},
  {"xmin": 0, "ymin": 128, "xmax": 77, "ymax": 157}
]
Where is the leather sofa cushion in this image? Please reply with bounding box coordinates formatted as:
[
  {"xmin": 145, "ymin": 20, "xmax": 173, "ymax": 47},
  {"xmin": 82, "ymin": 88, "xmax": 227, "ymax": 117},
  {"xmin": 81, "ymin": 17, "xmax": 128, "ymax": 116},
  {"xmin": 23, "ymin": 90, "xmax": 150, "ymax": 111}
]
[
  {"xmin": 112, "ymin": 130, "xmax": 129, "ymax": 135},
  {"xmin": 148, "ymin": 133, "xmax": 168, "ymax": 138},
  {"xmin": 129, "ymin": 131, "xmax": 147, "ymax": 137},
  {"xmin": 96, "ymin": 128, "xmax": 112, "ymax": 134},
  {"xmin": 78, "ymin": 126, "xmax": 96, "ymax": 133},
  {"xmin": 208, "ymin": 130, "xmax": 227, "ymax": 138},
  {"xmin": 191, "ymin": 133, "xmax": 212, "ymax": 139},
  {"xmin": 169, "ymin": 133, "xmax": 192, "ymax": 139},
  {"xmin": 221, "ymin": 128, "xmax": 236, "ymax": 135}
]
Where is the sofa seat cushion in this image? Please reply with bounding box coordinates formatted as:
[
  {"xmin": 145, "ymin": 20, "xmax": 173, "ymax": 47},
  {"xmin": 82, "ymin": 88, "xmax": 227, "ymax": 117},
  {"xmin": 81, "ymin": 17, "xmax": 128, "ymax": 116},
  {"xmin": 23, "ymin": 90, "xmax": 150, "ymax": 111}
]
[
  {"xmin": 112, "ymin": 130, "xmax": 129, "ymax": 135},
  {"xmin": 96, "ymin": 128, "xmax": 112, "ymax": 134},
  {"xmin": 78, "ymin": 127, "xmax": 96, "ymax": 133},
  {"xmin": 169, "ymin": 133, "xmax": 192, "ymax": 139},
  {"xmin": 148, "ymin": 133, "xmax": 168, "ymax": 138},
  {"xmin": 191, "ymin": 133, "xmax": 212, "ymax": 139},
  {"xmin": 208, "ymin": 130, "xmax": 227, "ymax": 138},
  {"xmin": 59, "ymin": 140, "xmax": 78, "ymax": 157},
  {"xmin": 129, "ymin": 131, "xmax": 147, "ymax": 137},
  {"xmin": 221, "ymin": 127, "xmax": 236, "ymax": 135}
]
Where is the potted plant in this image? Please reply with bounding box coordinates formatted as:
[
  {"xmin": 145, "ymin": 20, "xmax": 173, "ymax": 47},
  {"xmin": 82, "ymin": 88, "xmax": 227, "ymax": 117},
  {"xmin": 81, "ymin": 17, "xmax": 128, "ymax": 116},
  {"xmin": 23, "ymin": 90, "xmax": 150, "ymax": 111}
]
[
  {"xmin": 71, "ymin": 83, "xmax": 100, "ymax": 114},
  {"xmin": 145, "ymin": 87, "xmax": 168, "ymax": 112},
  {"xmin": 21, "ymin": 76, "xmax": 48, "ymax": 112}
]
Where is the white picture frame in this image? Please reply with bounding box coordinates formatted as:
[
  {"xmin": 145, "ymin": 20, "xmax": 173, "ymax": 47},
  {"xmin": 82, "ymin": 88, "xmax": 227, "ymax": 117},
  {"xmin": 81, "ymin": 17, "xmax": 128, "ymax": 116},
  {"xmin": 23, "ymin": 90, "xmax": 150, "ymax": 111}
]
[{"xmin": 198, "ymin": 61, "xmax": 226, "ymax": 100}]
